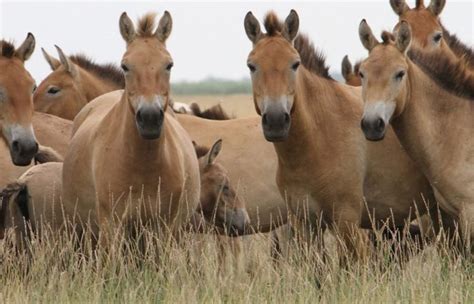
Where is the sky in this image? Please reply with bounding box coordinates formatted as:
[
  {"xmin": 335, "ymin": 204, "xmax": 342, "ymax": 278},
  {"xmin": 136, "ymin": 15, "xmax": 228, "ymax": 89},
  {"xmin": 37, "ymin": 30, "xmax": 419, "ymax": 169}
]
[{"xmin": 1, "ymin": 0, "xmax": 472, "ymax": 83}]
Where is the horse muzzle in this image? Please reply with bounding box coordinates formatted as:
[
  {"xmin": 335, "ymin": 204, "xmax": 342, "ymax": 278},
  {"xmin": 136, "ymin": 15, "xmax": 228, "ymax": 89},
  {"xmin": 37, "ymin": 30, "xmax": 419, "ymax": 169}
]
[
  {"xmin": 135, "ymin": 103, "xmax": 165, "ymax": 140},
  {"xmin": 360, "ymin": 117, "xmax": 386, "ymax": 141},
  {"xmin": 5, "ymin": 125, "xmax": 39, "ymax": 166},
  {"xmin": 261, "ymin": 108, "xmax": 291, "ymax": 142}
]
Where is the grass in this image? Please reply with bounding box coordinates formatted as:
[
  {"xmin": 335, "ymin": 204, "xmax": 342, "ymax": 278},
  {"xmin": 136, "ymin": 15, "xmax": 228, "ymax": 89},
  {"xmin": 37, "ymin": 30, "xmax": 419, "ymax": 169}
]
[
  {"xmin": 172, "ymin": 77, "xmax": 251, "ymax": 96},
  {"xmin": 0, "ymin": 220, "xmax": 472, "ymax": 303}
]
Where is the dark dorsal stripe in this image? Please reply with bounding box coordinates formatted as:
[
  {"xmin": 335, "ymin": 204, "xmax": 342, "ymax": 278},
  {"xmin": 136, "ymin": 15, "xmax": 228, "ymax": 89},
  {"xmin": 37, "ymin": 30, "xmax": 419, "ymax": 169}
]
[{"xmin": 69, "ymin": 55, "xmax": 125, "ymax": 88}]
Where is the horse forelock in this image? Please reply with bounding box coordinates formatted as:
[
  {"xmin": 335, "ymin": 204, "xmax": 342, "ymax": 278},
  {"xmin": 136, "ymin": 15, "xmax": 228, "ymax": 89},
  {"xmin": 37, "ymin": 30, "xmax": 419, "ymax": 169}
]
[
  {"xmin": 0, "ymin": 40, "xmax": 15, "ymax": 58},
  {"xmin": 137, "ymin": 12, "xmax": 158, "ymax": 38},
  {"xmin": 263, "ymin": 11, "xmax": 283, "ymax": 36}
]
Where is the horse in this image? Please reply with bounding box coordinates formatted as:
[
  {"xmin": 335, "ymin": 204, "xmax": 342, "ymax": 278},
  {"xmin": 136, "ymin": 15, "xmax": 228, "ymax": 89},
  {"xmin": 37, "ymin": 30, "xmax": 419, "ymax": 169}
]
[
  {"xmin": 61, "ymin": 12, "xmax": 201, "ymax": 247},
  {"xmin": 341, "ymin": 55, "xmax": 362, "ymax": 86},
  {"xmin": 0, "ymin": 35, "xmax": 72, "ymax": 188},
  {"xmin": 243, "ymin": 10, "xmax": 439, "ymax": 260},
  {"xmin": 0, "ymin": 138, "xmax": 249, "ymax": 247},
  {"xmin": 389, "ymin": 0, "xmax": 473, "ymax": 70},
  {"xmin": 35, "ymin": 48, "xmax": 234, "ymax": 121},
  {"xmin": 358, "ymin": 20, "xmax": 473, "ymax": 253},
  {"xmin": 33, "ymin": 46, "xmax": 124, "ymax": 120}
]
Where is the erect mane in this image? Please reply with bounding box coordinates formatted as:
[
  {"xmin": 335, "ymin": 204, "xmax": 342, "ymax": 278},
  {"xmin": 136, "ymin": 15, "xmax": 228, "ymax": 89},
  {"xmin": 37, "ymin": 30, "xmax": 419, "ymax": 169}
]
[
  {"xmin": 263, "ymin": 12, "xmax": 333, "ymax": 80},
  {"xmin": 0, "ymin": 40, "xmax": 16, "ymax": 58},
  {"xmin": 294, "ymin": 35, "xmax": 333, "ymax": 80},
  {"xmin": 408, "ymin": 48, "xmax": 474, "ymax": 100},
  {"xmin": 353, "ymin": 60, "xmax": 362, "ymax": 74},
  {"xmin": 441, "ymin": 24, "xmax": 474, "ymax": 69},
  {"xmin": 192, "ymin": 141, "xmax": 209, "ymax": 158},
  {"xmin": 190, "ymin": 103, "xmax": 233, "ymax": 120},
  {"xmin": 69, "ymin": 55, "xmax": 125, "ymax": 88},
  {"xmin": 137, "ymin": 12, "xmax": 157, "ymax": 38}
]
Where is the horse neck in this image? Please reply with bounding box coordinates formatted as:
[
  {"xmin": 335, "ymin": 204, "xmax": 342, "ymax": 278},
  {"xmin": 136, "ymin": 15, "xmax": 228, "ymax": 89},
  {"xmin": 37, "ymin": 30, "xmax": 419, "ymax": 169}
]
[
  {"xmin": 79, "ymin": 69, "xmax": 120, "ymax": 102},
  {"xmin": 392, "ymin": 61, "xmax": 473, "ymax": 178},
  {"xmin": 273, "ymin": 68, "xmax": 359, "ymax": 166},
  {"xmin": 110, "ymin": 92, "xmax": 169, "ymax": 166}
]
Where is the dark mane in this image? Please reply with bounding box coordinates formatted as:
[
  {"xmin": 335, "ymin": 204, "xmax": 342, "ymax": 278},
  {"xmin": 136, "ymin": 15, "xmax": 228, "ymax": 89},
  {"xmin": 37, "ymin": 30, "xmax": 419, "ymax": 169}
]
[
  {"xmin": 0, "ymin": 40, "xmax": 16, "ymax": 58},
  {"xmin": 381, "ymin": 31, "xmax": 395, "ymax": 44},
  {"xmin": 353, "ymin": 60, "xmax": 362, "ymax": 74},
  {"xmin": 441, "ymin": 24, "xmax": 474, "ymax": 69},
  {"xmin": 69, "ymin": 55, "xmax": 125, "ymax": 88},
  {"xmin": 192, "ymin": 141, "xmax": 209, "ymax": 158},
  {"xmin": 190, "ymin": 103, "xmax": 234, "ymax": 120},
  {"xmin": 294, "ymin": 35, "xmax": 333, "ymax": 80},
  {"xmin": 408, "ymin": 48, "xmax": 474, "ymax": 100}
]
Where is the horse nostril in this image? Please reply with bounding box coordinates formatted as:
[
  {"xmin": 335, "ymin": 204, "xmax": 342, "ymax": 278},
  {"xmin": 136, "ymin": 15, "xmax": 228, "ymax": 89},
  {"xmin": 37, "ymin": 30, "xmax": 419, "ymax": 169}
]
[
  {"xmin": 262, "ymin": 113, "xmax": 268, "ymax": 125},
  {"xmin": 136, "ymin": 110, "xmax": 143, "ymax": 125},
  {"xmin": 12, "ymin": 140, "xmax": 20, "ymax": 153},
  {"xmin": 376, "ymin": 118, "xmax": 385, "ymax": 131},
  {"xmin": 284, "ymin": 113, "xmax": 290, "ymax": 124}
]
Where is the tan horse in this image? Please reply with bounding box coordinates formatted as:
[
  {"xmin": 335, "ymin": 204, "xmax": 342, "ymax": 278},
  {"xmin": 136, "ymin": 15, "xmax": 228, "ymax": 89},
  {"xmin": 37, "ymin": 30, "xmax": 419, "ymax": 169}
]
[
  {"xmin": 62, "ymin": 12, "xmax": 200, "ymax": 245},
  {"xmin": 244, "ymin": 10, "xmax": 439, "ymax": 258},
  {"xmin": 0, "ymin": 35, "xmax": 39, "ymax": 166},
  {"xmin": 0, "ymin": 139, "xmax": 248, "ymax": 244},
  {"xmin": 33, "ymin": 46, "xmax": 124, "ymax": 120},
  {"xmin": 0, "ymin": 35, "xmax": 72, "ymax": 187},
  {"xmin": 341, "ymin": 55, "xmax": 362, "ymax": 86},
  {"xmin": 358, "ymin": 20, "xmax": 474, "ymax": 252},
  {"xmin": 389, "ymin": 0, "xmax": 473, "ymax": 69}
]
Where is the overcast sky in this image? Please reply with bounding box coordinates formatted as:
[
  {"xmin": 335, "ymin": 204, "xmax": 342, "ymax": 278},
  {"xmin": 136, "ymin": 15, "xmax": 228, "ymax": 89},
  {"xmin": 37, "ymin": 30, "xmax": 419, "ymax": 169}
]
[{"xmin": 1, "ymin": 0, "xmax": 472, "ymax": 82}]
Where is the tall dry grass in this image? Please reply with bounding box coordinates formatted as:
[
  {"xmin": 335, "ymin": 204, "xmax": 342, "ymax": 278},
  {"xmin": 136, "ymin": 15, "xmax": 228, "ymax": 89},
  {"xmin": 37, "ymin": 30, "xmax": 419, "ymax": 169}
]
[{"xmin": 0, "ymin": 218, "xmax": 472, "ymax": 303}]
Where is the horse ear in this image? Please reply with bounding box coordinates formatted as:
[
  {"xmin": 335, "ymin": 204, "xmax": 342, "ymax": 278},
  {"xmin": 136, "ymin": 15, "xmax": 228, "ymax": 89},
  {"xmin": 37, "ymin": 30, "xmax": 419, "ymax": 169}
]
[
  {"xmin": 283, "ymin": 9, "xmax": 299, "ymax": 43},
  {"xmin": 341, "ymin": 55, "xmax": 353, "ymax": 80},
  {"xmin": 396, "ymin": 21, "xmax": 412, "ymax": 54},
  {"xmin": 119, "ymin": 12, "xmax": 136, "ymax": 44},
  {"xmin": 55, "ymin": 45, "xmax": 77, "ymax": 77},
  {"xmin": 207, "ymin": 139, "xmax": 222, "ymax": 165},
  {"xmin": 359, "ymin": 20, "xmax": 379, "ymax": 52},
  {"xmin": 15, "ymin": 33, "xmax": 35, "ymax": 62},
  {"xmin": 390, "ymin": 0, "xmax": 409, "ymax": 15},
  {"xmin": 428, "ymin": 0, "xmax": 446, "ymax": 16},
  {"xmin": 155, "ymin": 11, "xmax": 172, "ymax": 43},
  {"xmin": 41, "ymin": 48, "xmax": 61, "ymax": 70},
  {"xmin": 244, "ymin": 11, "xmax": 262, "ymax": 44}
]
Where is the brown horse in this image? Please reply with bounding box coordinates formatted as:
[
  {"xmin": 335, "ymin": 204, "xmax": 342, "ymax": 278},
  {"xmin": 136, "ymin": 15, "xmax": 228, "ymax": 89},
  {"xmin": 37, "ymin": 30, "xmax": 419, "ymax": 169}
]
[
  {"xmin": 33, "ymin": 46, "xmax": 124, "ymax": 120},
  {"xmin": 341, "ymin": 55, "xmax": 362, "ymax": 86},
  {"xmin": 389, "ymin": 0, "xmax": 473, "ymax": 69},
  {"xmin": 62, "ymin": 12, "xmax": 200, "ymax": 245},
  {"xmin": 358, "ymin": 20, "xmax": 473, "ymax": 252},
  {"xmin": 244, "ymin": 10, "xmax": 439, "ymax": 258}
]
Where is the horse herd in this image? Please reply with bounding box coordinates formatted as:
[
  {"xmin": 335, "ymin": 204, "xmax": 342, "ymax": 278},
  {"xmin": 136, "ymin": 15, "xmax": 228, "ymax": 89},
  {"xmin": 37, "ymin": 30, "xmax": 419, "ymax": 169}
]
[{"xmin": 0, "ymin": 0, "xmax": 473, "ymax": 262}]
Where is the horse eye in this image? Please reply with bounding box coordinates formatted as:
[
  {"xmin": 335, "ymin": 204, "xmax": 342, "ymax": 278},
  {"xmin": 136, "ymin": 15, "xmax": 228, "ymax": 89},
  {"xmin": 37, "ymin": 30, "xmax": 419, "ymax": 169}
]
[
  {"xmin": 47, "ymin": 87, "xmax": 60, "ymax": 95},
  {"xmin": 166, "ymin": 62, "xmax": 174, "ymax": 71},
  {"xmin": 359, "ymin": 72, "xmax": 365, "ymax": 79},
  {"xmin": 291, "ymin": 61, "xmax": 300, "ymax": 71},
  {"xmin": 247, "ymin": 63, "xmax": 256, "ymax": 73},
  {"xmin": 395, "ymin": 71, "xmax": 405, "ymax": 81},
  {"xmin": 121, "ymin": 64, "xmax": 129, "ymax": 72},
  {"xmin": 222, "ymin": 184, "xmax": 230, "ymax": 193},
  {"xmin": 433, "ymin": 33, "xmax": 442, "ymax": 43},
  {"xmin": 32, "ymin": 85, "xmax": 37, "ymax": 94}
]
